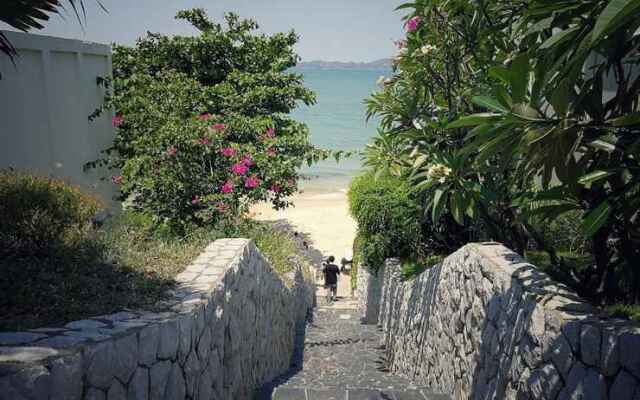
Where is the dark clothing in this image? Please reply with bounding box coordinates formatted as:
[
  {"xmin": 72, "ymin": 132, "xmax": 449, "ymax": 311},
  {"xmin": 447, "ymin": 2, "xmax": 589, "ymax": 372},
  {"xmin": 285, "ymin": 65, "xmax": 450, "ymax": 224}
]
[{"xmin": 323, "ymin": 263, "xmax": 340, "ymax": 285}]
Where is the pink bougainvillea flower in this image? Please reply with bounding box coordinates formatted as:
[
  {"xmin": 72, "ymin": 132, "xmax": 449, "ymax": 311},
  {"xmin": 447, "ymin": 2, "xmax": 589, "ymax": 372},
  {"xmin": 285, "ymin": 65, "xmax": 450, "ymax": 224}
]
[
  {"xmin": 269, "ymin": 184, "xmax": 281, "ymax": 193},
  {"xmin": 211, "ymin": 123, "xmax": 226, "ymax": 133},
  {"xmin": 265, "ymin": 128, "xmax": 276, "ymax": 138},
  {"xmin": 221, "ymin": 148, "xmax": 236, "ymax": 157},
  {"xmin": 406, "ymin": 16, "xmax": 423, "ymax": 32},
  {"xmin": 166, "ymin": 145, "xmax": 177, "ymax": 156},
  {"xmin": 112, "ymin": 115, "xmax": 124, "ymax": 128},
  {"xmin": 221, "ymin": 181, "xmax": 235, "ymax": 194},
  {"xmin": 266, "ymin": 148, "xmax": 277, "ymax": 158},
  {"xmin": 198, "ymin": 137, "xmax": 210, "ymax": 146},
  {"xmin": 231, "ymin": 163, "xmax": 249, "ymax": 176},
  {"xmin": 111, "ymin": 175, "xmax": 123, "ymax": 185},
  {"xmin": 191, "ymin": 196, "xmax": 201, "ymax": 205},
  {"xmin": 244, "ymin": 176, "xmax": 260, "ymax": 189},
  {"xmin": 241, "ymin": 156, "xmax": 253, "ymax": 167},
  {"xmin": 199, "ymin": 113, "xmax": 212, "ymax": 121}
]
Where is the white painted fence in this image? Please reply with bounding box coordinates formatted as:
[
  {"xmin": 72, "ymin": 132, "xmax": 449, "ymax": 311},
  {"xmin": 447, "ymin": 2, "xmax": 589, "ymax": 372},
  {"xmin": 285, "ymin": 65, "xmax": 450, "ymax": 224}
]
[{"xmin": 0, "ymin": 31, "xmax": 117, "ymax": 208}]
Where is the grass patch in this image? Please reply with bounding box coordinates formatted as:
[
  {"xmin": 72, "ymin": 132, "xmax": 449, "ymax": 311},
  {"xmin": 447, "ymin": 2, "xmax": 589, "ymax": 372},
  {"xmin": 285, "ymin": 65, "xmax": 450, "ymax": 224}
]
[
  {"xmin": 524, "ymin": 251, "xmax": 593, "ymax": 276},
  {"xmin": 606, "ymin": 304, "xmax": 640, "ymax": 323},
  {"xmin": 400, "ymin": 255, "xmax": 445, "ymax": 280},
  {"xmin": 0, "ymin": 212, "xmax": 305, "ymax": 331}
]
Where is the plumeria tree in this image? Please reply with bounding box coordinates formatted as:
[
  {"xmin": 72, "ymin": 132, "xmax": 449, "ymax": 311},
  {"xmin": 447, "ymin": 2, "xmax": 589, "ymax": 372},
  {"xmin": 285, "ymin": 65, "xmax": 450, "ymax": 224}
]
[
  {"xmin": 89, "ymin": 9, "xmax": 335, "ymax": 230},
  {"xmin": 365, "ymin": 0, "xmax": 640, "ymax": 304}
]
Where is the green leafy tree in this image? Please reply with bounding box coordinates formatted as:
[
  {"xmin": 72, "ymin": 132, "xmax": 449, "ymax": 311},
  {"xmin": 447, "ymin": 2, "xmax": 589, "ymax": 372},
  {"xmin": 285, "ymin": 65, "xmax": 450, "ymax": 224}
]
[
  {"xmin": 365, "ymin": 0, "xmax": 640, "ymax": 304},
  {"xmin": 90, "ymin": 9, "xmax": 334, "ymax": 231}
]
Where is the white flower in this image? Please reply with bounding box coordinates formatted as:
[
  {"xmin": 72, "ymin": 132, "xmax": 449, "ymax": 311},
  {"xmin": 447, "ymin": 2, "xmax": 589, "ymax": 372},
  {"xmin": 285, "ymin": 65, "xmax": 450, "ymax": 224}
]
[
  {"xmin": 384, "ymin": 78, "xmax": 393, "ymax": 85},
  {"xmin": 420, "ymin": 44, "xmax": 438, "ymax": 55},
  {"xmin": 377, "ymin": 75, "xmax": 386, "ymax": 87},
  {"xmin": 413, "ymin": 118, "xmax": 426, "ymax": 130},
  {"xmin": 427, "ymin": 164, "xmax": 452, "ymax": 183}
]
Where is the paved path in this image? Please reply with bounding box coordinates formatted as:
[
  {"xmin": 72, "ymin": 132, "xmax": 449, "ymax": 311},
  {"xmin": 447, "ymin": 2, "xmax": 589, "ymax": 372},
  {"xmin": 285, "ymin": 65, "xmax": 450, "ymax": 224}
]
[{"xmin": 255, "ymin": 300, "xmax": 450, "ymax": 400}]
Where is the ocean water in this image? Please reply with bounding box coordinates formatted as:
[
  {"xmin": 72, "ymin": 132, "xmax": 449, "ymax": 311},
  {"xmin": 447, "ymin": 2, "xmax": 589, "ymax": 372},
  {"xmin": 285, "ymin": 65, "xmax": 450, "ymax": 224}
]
[{"xmin": 291, "ymin": 69, "xmax": 388, "ymax": 188}]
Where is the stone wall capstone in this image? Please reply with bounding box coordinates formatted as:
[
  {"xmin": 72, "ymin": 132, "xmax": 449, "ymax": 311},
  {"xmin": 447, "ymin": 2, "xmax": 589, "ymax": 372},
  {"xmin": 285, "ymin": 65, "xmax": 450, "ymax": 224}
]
[
  {"xmin": 364, "ymin": 242, "xmax": 640, "ymax": 400},
  {"xmin": 0, "ymin": 238, "xmax": 315, "ymax": 400}
]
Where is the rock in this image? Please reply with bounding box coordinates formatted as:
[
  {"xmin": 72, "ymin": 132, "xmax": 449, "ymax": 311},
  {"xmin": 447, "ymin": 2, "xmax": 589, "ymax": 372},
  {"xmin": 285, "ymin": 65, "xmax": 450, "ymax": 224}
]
[
  {"xmin": 65, "ymin": 320, "xmax": 107, "ymax": 330},
  {"xmin": 8, "ymin": 365, "xmax": 51, "ymax": 400},
  {"xmin": 138, "ymin": 325, "xmax": 159, "ymax": 367},
  {"xmin": 127, "ymin": 367, "xmax": 149, "ymax": 400},
  {"xmin": 157, "ymin": 320, "xmax": 179, "ymax": 360},
  {"xmin": 610, "ymin": 370, "xmax": 639, "ymax": 400},
  {"xmin": 601, "ymin": 330, "xmax": 620, "ymax": 377},
  {"xmin": 85, "ymin": 388, "xmax": 106, "ymax": 400},
  {"xmin": 580, "ymin": 324, "xmax": 601, "ymax": 367},
  {"xmin": 0, "ymin": 332, "xmax": 47, "ymax": 345},
  {"xmin": 549, "ymin": 333, "xmax": 574, "ymax": 380},
  {"xmin": 0, "ymin": 347, "xmax": 58, "ymax": 363},
  {"xmin": 107, "ymin": 380, "xmax": 127, "ymax": 400},
  {"xmin": 49, "ymin": 354, "xmax": 83, "ymax": 400},
  {"xmin": 163, "ymin": 363, "xmax": 186, "ymax": 400},
  {"xmin": 113, "ymin": 335, "xmax": 138, "ymax": 383},
  {"xmin": 85, "ymin": 341, "xmax": 117, "ymax": 389},
  {"xmin": 149, "ymin": 361, "xmax": 171, "ymax": 400},
  {"xmin": 620, "ymin": 332, "xmax": 640, "ymax": 379}
]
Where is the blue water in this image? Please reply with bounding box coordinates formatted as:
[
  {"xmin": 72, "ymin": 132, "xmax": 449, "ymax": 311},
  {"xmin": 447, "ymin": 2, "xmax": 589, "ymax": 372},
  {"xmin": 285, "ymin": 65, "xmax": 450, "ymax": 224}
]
[{"xmin": 291, "ymin": 69, "xmax": 388, "ymax": 184}]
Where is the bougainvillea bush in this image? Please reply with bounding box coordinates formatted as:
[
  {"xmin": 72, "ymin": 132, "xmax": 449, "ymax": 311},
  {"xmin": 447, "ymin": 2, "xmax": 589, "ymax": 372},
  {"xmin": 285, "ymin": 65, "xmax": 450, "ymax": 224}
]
[{"xmin": 89, "ymin": 9, "xmax": 331, "ymax": 230}]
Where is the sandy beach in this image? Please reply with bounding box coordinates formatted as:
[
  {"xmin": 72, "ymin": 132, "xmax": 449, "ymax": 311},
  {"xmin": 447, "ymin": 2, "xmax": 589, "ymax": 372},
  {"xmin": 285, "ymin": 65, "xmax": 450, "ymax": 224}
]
[{"xmin": 250, "ymin": 177, "xmax": 357, "ymax": 298}]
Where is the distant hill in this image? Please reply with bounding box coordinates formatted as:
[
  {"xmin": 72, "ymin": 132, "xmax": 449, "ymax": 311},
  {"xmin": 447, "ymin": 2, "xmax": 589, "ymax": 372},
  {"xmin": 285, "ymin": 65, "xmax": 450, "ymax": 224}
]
[{"xmin": 296, "ymin": 58, "xmax": 392, "ymax": 71}]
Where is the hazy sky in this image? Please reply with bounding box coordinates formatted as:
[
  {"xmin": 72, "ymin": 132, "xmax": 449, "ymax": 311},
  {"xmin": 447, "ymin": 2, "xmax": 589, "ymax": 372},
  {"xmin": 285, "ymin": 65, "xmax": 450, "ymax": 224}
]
[{"xmin": 1, "ymin": 0, "xmax": 407, "ymax": 62}]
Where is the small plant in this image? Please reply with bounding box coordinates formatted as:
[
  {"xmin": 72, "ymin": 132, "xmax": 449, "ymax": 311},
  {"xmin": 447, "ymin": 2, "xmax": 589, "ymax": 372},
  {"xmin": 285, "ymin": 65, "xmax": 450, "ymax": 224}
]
[
  {"xmin": 348, "ymin": 173, "xmax": 421, "ymax": 268},
  {"xmin": 0, "ymin": 170, "xmax": 100, "ymax": 256}
]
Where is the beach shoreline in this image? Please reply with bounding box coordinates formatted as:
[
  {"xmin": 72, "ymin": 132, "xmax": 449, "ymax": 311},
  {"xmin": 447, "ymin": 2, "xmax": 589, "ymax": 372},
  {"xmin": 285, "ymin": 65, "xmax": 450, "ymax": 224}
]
[{"xmin": 250, "ymin": 175, "xmax": 357, "ymax": 297}]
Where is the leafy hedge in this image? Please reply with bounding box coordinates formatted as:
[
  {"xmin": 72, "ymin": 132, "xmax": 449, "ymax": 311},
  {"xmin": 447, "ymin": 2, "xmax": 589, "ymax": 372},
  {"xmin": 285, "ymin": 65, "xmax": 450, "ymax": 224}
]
[
  {"xmin": 348, "ymin": 173, "xmax": 421, "ymax": 268},
  {"xmin": 0, "ymin": 170, "xmax": 100, "ymax": 256}
]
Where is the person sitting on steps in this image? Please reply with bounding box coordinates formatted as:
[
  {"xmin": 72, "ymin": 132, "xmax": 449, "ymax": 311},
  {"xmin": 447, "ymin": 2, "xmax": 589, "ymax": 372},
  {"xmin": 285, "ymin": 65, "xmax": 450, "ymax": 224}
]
[{"xmin": 322, "ymin": 256, "xmax": 340, "ymax": 303}]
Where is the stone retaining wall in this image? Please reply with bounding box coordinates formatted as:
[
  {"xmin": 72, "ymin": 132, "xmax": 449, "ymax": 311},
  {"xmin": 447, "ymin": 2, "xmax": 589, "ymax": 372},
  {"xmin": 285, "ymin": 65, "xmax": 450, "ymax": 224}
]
[
  {"xmin": 355, "ymin": 264, "xmax": 383, "ymax": 325},
  {"xmin": 0, "ymin": 239, "xmax": 315, "ymax": 400},
  {"xmin": 359, "ymin": 242, "xmax": 640, "ymax": 399}
]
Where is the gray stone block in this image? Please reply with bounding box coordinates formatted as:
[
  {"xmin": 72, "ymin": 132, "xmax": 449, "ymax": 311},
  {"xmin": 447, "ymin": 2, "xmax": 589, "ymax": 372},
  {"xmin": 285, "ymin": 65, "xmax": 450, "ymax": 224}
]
[
  {"xmin": 580, "ymin": 325, "xmax": 601, "ymax": 367},
  {"xmin": 149, "ymin": 361, "xmax": 171, "ymax": 400},
  {"xmin": 621, "ymin": 332, "xmax": 640, "ymax": 379},
  {"xmin": 49, "ymin": 354, "xmax": 83, "ymax": 400},
  {"xmin": 127, "ymin": 367, "xmax": 149, "ymax": 400},
  {"xmin": 0, "ymin": 332, "xmax": 47, "ymax": 345},
  {"xmin": 107, "ymin": 380, "xmax": 127, "ymax": 400},
  {"xmin": 610, "ymin": 370, "xmax": 639, "ymax": 400}
]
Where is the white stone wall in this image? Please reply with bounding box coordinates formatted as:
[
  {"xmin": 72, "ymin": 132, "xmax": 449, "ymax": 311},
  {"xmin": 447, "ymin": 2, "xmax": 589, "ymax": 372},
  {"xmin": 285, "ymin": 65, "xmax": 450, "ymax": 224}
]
[
  {"xmin": 0, "ymin": 31, "xmax": 118, "ymax": 209},
  {"xmin": 373, "ymin": 243, "xmax": 640, "ymax": 399},
  {"xmin": 0, "ymin": 239, "xmax": 315, "ymax": 400},
  {"xmin": 356, "ymin": 263, "xmax": 384, "ymax": 325}
]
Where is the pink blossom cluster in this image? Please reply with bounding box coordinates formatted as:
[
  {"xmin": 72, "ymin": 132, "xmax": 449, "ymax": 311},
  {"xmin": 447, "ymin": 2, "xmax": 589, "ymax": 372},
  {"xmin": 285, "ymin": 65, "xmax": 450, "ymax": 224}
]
[
  {"xmin": 406, "ymin": 16, "xmax": 423, "ymax": 32},
  {"xmin": 112, "ymin": 115, "xmax": 124, "ymax": 128}
]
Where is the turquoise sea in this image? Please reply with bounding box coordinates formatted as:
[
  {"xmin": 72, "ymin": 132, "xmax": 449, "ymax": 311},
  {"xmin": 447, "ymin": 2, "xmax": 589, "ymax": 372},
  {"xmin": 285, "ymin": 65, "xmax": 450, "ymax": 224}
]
[{"xmin": 292, "ymin": 69, "xmax": 389, "ymax": 188}]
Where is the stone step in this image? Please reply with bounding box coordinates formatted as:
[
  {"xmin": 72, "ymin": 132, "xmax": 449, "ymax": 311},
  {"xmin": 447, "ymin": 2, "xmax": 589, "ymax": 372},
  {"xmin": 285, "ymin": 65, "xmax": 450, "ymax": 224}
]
[{"xmin": 270, "ymin": 387, "xmax": 451, "ymax": 400}]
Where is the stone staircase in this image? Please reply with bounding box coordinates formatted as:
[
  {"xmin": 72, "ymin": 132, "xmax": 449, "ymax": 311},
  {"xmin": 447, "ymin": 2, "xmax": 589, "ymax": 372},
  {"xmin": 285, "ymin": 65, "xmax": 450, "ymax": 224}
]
[{"xmin": 256, "ymin": 299, "xmax": 450, "ymax": 400}]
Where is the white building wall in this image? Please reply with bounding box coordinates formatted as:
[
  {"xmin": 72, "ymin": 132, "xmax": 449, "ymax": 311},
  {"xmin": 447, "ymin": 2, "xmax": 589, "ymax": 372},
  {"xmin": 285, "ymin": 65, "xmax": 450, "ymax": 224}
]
[{"xmin": 0, "ymin": 30, "xmax": 117, "ymax": 208}]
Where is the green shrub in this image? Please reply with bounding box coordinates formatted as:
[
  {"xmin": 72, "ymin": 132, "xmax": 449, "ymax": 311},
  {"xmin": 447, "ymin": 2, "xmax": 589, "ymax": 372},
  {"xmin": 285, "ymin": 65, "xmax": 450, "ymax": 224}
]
[
  {"xmin": 88, "ymin": 10, "xmax": 336, "ymax": 231},
  {"xmin": 606, "ymin": 304, "xmax": 640, "ymax": 324},
  {"xmin": 348, "ymin": 173, "xmax": 421, "ymax": 268},
  {"xmin": 0, "ymin": 170, "xmax": 100, "ymax": 256}
]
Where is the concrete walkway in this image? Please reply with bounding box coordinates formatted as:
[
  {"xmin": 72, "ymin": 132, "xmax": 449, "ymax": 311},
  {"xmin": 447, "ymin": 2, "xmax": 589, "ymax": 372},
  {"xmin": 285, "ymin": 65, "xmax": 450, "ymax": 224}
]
[{"xmin": 256, "ymin": 299, "xmax": 450, "ymax": 400}]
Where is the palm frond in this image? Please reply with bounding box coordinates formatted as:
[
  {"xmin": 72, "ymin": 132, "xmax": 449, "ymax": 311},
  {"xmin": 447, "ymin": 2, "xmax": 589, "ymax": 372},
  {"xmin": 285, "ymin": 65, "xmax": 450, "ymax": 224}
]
[{"xmin": 0, "ymin": 1, "xmax": 105, "ymax": 60}]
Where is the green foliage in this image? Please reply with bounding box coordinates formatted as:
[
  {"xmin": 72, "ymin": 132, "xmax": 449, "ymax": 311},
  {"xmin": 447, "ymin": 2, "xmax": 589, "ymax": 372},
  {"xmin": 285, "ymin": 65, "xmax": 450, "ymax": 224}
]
[
  {"xmin": 89, "ymin": 9, "xmax": 337, "ymax": 230},
  {"xmin": 365, "ymin": 0, "xmax": 640, "ymax": 304},
  {"xmin": 348, "ymin": 173, "xmax": 421, "ymax": 267},
  {"xmin": 400, "ymin": 255, "xmax": 443, "ymax": 280},
  {"xmin": 606, "ymin": 303, "xmax": 640, "ymax": 323},
  {"xmin": 0, "ymin": 170, "xmax": 101, "ymax": 256},
  {"xmin": 1, "ymin": 208, "xmax": 307, "ymax": 331}
]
